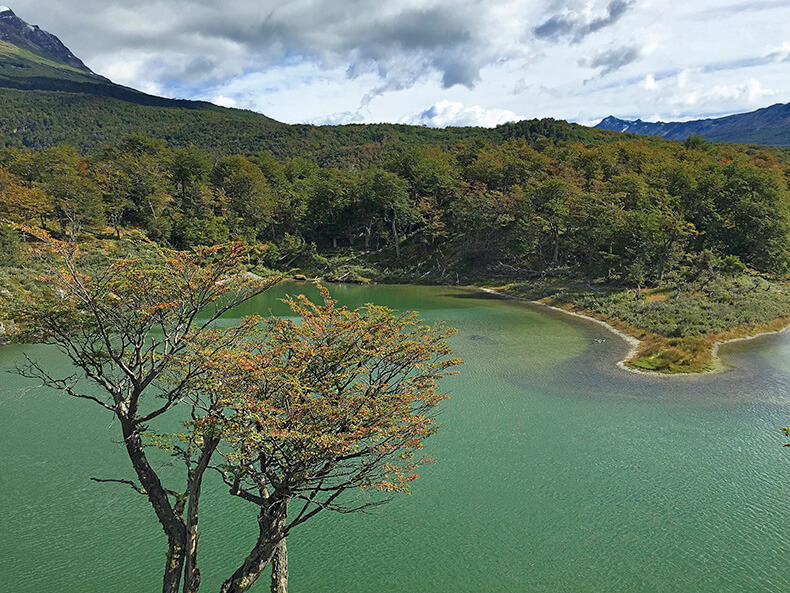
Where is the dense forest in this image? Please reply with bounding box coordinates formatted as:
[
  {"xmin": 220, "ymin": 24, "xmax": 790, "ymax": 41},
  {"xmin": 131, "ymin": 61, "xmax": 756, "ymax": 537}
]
[
  {"xmin": 2, "ymin": 129, "xmax": 790, "ymax": 371},
  {"xmin": 1, "ymin": 132, "xmax": 789, "ymax": 277},
  {"xmin": 0, "ymin": 86, "xmax": 623, "ymax": 159}
]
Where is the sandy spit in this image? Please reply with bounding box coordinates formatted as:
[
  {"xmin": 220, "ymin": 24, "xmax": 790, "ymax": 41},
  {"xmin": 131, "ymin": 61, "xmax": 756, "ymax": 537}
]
[{"xmin": 477, "ymin": 287, "xmax": 789, "ymax": 377}]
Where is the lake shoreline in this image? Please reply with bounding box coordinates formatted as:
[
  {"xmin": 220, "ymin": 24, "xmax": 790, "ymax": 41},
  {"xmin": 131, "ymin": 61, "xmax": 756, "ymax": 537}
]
[
  {"xmin": 476, "ymin": 286, "xmax": 790, "ymax": 377},
  {"xmin": 285, "ymin": 277, "xmax": 790, "ymax": 377},
  {"xmin": 4, "ymin": 274, "xmax": 789, "ymax": 376}
]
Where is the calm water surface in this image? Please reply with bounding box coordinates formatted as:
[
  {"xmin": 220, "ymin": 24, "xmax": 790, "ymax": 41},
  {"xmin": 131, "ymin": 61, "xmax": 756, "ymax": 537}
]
[{"xmin": 2, "ymin": 282, "xmax": 790, "ymax": 593}]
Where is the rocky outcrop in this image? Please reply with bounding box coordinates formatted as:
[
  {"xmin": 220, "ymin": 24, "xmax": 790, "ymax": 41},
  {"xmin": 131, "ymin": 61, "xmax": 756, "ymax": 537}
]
[
  {"xmin": 0, "ymin": 319, "xmax": 17, "ymax": 344},
  {"xmin": 0, "ymin": 6, "xmax": 93, "ymax": 72}
]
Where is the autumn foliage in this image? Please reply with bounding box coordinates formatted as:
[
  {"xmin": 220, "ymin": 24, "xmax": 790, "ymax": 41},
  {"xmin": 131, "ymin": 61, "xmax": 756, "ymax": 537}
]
[
  {"xmin": 202, "ymin": 286, "xmax": 458, "ymax": 497},
  {"xmin": 185, "ymin": 286, "xmax": 460, "ymax": 593},
  {"xmin": 14, "ymin": 236, "xmax": 281, "ymax": 593},
  {"xmin": 14, "ymin": 235, "xmax": 458, "ymax": 593}
]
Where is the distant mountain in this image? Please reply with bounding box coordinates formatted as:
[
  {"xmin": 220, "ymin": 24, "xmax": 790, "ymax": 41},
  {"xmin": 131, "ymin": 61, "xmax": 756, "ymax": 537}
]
[
  {"xmin": 0, "ymin": 5, "xmax": 285, "ymax": 118},
  {"xmin": 0, "ymin": 5, "xmax": 92, "ymax": 72},
  {"xmin": 595, "ymin": 103, "xmax": 790, "ymax": 147},
  {"xmin": 0, "ymin": 7, "xmax": 622, "ymax": 159}
]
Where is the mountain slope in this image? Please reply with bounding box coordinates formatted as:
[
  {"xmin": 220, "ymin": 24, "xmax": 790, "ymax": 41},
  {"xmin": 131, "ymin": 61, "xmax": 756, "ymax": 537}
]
[
  {"xmin": 596, "ymin": 102, "xmax": 790, "ymax": 147},
  {"xmin": 0, "ymin": 6, "xmax": 92, "ymax": 72},
  {"xmin": 0, "ymin": 42, "xmax": 276, "ymax": 111},
  {"xmin": 0, "ymin": 86, "xmax": 623, "ymax": 165},
  {"xmin": 0, "ymin": 7, "xmax": 627, "ymax": 161}
]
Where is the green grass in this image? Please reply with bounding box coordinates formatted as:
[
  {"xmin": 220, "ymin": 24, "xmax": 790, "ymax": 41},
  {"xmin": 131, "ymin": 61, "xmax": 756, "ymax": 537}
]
[
  {"xmin": 557, "ymin": 277, "xmax": 790, "ymax": 337},
  {"xmin": 499, "ymin": 275, "xmax": 790, "ymax": 373},
  {"xmin": 0, "ymin": 41, "xmax": 88, "ymax": 75}
]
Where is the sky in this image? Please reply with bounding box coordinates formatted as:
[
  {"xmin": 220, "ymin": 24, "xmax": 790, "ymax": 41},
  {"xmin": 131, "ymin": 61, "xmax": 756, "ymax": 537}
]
[{"xmin": 8, "ymin": 0, "xmax": 790, "ymax": 127}]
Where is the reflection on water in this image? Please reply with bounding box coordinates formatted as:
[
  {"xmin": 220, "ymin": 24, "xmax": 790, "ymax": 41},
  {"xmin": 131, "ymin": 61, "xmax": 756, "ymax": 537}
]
[{"xmin": 2, "ymin": 282, "xmax": 790, "ymax": 593}]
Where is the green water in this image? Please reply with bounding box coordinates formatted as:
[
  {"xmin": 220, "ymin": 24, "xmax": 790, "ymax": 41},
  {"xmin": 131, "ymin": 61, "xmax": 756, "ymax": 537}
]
[{"xmin": 3, "ymin": 282, "xmax": 790, "ymax": 593}]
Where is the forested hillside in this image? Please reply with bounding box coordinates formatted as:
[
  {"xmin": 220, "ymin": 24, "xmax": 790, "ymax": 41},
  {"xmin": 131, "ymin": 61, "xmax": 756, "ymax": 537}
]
[
  {"xmin": 0, "ymin": 85, "xmax": 622, "ymax": 163},
  {"xmin": 0, "ymin": 24, "xmax": 619, "ymax": 161},
  {"xmin": 2, "ymin": 14, "xmax": 790, "ymax": 374},
  {"xmin": 5, "ymin": 129, "xmax": 790, "ymax": 371},
  {"xmin": 1, "ymin": 132, "xmax": 788, "ymax": 280}
]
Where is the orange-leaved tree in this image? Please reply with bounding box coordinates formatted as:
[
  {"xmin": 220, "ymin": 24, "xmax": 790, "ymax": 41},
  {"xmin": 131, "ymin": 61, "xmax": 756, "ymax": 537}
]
[
  {"xmin": 0, "ymin": 167, "xmax": 53, "ymax": 226},
  {"xmin": 188, "ymin": 287, "xmax": 460, "ymax": 593},
  {"xmin": 14, "ymin": 232, "xmax": 280, "ymax": 593}
]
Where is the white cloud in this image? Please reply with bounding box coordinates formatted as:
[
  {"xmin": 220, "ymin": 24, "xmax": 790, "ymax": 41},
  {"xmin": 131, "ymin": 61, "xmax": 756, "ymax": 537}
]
[
  {"xmin": 90, "ymin": 53, "xmax": 162, "ymax": 94},
  {"xmin": 640, "ymin": 74, "xmax": 658, "ymax": 90},
  {"xmin": 306, "ymin": 111, "xmax": 367, "ymax": 125},
  {"xmin": 400, "ymin": 100, "xmax": 521, "ymax": 128},
  {"xmin": 212, "ymin": 95, "xmax": 237, "ymax": 108},
  {"xmin": 768, "ymin": 41, "xmax": 790, "ymax": 62},
  {"xmin": 6, "ymin": 0, "xmax": 790, "ymax": 126},
  {"xmin": 669, "ymin": 78, "xmax": 775, "ymax": 107},
  {"xmin": 647, "ymin": 70, "xmax": 777, "ymax": 110}
]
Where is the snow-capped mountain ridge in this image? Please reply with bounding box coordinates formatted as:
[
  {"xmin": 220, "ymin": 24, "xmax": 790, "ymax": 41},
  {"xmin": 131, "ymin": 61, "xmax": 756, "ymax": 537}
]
[
  {"xmin": 0, "ymin": 5, "xmax": 93, "ymax": 72},
  {"xmin": 595, "ymin": 103, "xmax": 790, "ymax": 147}
]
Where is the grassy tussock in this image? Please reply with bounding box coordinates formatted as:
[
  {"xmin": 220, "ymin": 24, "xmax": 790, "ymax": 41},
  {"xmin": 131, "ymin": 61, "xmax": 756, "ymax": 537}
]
[{"xmin": 500, "ymin": 275, "xmax": 790, "ymax": 374}]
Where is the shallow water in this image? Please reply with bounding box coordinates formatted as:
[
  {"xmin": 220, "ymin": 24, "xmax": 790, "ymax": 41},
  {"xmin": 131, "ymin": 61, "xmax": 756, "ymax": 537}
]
[{"xmin": 2, "ymin": 282, "xmax": 790, "ymax": 593}]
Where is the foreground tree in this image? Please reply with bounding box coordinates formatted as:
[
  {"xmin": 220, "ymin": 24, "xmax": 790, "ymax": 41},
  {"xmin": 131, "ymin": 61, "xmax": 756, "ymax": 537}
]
[
  {"xmin": 16, "ymin": 234, "xmax": 278, "ymax": 593},
  {"xmin": 187, "ymin": 287, "xmax": 459, "ymax": 593},
  {"xmin": 16, "ymin": 240, "xmax": 458, "ymax": 593}
]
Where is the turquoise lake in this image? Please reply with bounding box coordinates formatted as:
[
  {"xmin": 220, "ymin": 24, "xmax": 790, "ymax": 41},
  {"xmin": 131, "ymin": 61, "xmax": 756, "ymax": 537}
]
[{"xmin": 2, "ymin": 282, "xmax": 790, "ymax": 592}]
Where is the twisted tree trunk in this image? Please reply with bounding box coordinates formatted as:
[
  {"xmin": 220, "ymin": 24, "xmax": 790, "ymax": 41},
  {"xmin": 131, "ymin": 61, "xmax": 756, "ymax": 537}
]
[
  {"xmin": 220, "ymin": 505, "xmax": 286, "ymax": 593},
  {"xmin": 270, "ymin": 539, "xmax": 288, "ymax": 593},
  {"xmin": 391, "ymin": 217, "xmax": 400, "ymax": 259},
  {"xmin": 182, "ymin": 437, "xmax": 219, "ymax": 593},
  {"xmin": 164, "ymin": 540, "xmax": 186, "ymax": 593},
  {"xmin": 121, "ymin": 417, "xmax": 187, "ymax": 593}
]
